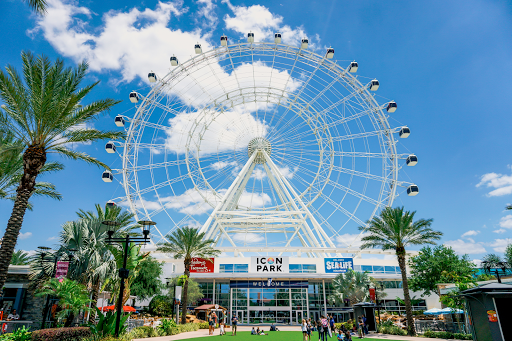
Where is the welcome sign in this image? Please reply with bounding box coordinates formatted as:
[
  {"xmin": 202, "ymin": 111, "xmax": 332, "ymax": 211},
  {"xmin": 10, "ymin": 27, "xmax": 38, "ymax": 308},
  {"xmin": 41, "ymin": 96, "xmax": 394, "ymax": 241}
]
[
  {"xmin": 324, "ymin": 257, "xmax": 354, "ymax": 273},
  {"xmin": 250, "ymin": 257, "xmax": 289, "ymax": 273}
]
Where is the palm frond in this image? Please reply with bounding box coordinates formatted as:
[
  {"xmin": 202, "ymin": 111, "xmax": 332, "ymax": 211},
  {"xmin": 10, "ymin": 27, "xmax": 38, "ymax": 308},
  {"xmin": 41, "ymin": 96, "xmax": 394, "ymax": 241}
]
[{"xmin": 52, "ymin": 146, "xmax": 109, "ymax": 169}]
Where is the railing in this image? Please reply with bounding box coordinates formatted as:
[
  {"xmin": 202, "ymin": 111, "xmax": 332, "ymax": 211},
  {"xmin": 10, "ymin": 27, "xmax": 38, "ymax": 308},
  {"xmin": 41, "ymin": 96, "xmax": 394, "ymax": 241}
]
[
  {"xmin": 414, "ymin": 320, "xmax": 466, "ymax": 334},
  {"xmin": 126, "ymin": 319, "xmax": 144, "ymax": 332}
]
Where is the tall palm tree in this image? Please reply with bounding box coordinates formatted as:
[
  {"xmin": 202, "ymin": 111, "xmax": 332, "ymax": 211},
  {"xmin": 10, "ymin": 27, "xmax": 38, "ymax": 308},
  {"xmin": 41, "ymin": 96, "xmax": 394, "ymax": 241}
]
[
  {"xmin": 359, "ymin": 206, "xmax": 442, "ymax": 336},
  {"xmin": 157, "ymin": 227, "xmax": 220, "ymax": 324},
  {"xmin": 10, "ymin": 249, "xmax": 30, "ymax": 265},
  {"xmin": 0, "ymin": 51, "xmax": 123, "ymax": 295}
]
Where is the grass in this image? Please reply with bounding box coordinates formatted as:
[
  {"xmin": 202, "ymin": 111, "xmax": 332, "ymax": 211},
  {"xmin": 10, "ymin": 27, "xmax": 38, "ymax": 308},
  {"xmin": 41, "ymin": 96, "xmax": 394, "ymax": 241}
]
[{"xmin": 181, "ymin": 331, "xmax": 403, "ymax": 341}]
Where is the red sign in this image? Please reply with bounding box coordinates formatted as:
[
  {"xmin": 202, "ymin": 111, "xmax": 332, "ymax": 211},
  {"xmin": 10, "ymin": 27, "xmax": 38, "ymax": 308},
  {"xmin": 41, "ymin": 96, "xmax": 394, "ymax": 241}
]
[
  {"xmin": 190, "ymin": 258, "xmax": 214, "ymax": 273},
  {"xmin": 369, "ymin": 288, "xmax": 376, "ymax": 302},
  {"xmin": 55, "ymin": 261, "xmax": 69, "ymax": 279}
]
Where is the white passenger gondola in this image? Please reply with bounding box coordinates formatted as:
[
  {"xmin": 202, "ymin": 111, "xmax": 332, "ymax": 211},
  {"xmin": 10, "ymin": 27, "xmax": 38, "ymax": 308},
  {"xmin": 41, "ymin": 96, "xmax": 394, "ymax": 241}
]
[
  {"xmin": 370, "ymin": 79, "xmax": 380, "ymax": 91},
  {"xmin": 105, "ymin": 142, "xmax": 116, "ymax": 154},
  {"xmin": 399, "ymin": 126, "xmax": 410, "ymax": 138},
  {"xmin": 129, "ymin": 92, "xmax": 139, "ymax": 104},
  {"xmin": 386, "ymin": 101, "xmax": 397, "ymax": 113},
  {"xmin": 221, "ymin": 35, "xmax": 228, "ymax": 46},
  {"xmin": 195, "ymin": 43, "xmax": 202, "ymax": 54},
  {"xmin": 301, "ymin": 38, "xmax": 308, "ymax": 49},
  {"xmin": 247, "ymin": 32, "xmax": 254, "ymax": 43},
  {"xmin": 407, "ymin": 185, "xmax": 419, "ymax": 196},
  {"xmin": 114, "ymin": 115, "xmax": 125, "ymax": 127},
  {"xmin": 274, "ymin": 33, "xmax": 282, "ymax": 43},
  {"xmin": 170, "ymin": 55, "xmax": 178, "ymax": 66},
  {"xmin": 106, "ymin": 200, "xmax": 116, "ymax": 208},
  {"xmin": 102, "ymin": 170, "xmax": 113, "ymax": 183},
  {"xmin": 406, "ymin": 155, "xmax": 418, "ymax": 166},
  {"xmin": 326, "ymin": 48, "xmax": 334, "ymax": 59},
  {"xmin": 148, "ymin": 72, "xmax": 157, "ymax": 83},
  {"xmin": 348, "ymin": 61, "xmax": 358, "ymax": 73}
]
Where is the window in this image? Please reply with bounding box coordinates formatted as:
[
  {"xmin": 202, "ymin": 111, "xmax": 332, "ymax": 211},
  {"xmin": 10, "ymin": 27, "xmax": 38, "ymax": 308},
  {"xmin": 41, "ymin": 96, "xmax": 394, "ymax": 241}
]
[
  {"xmin": 234, "ymin": 264, "xmax": 248, "ymax": 273},
  {"xmin": 219, "ymin": 264, "xmax": 248, "ymax": 273},
  {"xmin": 290, "ymin": 264, "xmax": 317, "ymax": 273},
  {"xmin": 361, "ymin": 265, "xmax": 373, "ymax": 272}
]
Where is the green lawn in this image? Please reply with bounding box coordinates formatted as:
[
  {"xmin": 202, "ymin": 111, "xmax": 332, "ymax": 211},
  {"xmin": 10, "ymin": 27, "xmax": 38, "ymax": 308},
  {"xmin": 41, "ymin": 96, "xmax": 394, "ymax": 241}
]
[{"xmin": 185, "ymin": 331, "xmax": 402, "ymax": 341}]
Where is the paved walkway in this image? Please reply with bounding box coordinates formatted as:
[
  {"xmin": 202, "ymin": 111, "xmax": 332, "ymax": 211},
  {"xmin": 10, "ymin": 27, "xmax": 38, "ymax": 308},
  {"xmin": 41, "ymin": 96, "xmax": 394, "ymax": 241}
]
[{"xmin": 132, "ymin": 326, "xmax": 452, "ymax": 341}]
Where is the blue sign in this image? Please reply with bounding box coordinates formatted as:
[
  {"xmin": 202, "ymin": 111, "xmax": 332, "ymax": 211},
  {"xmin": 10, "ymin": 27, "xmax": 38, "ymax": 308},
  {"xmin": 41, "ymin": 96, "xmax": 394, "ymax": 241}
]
[
  {"xmin": 230, "ymin": 280, "xmax": 308, "ymax": 288},
  {"xmin": 324, "ymin": 258, "xmax": 354, "ymax": 273}
]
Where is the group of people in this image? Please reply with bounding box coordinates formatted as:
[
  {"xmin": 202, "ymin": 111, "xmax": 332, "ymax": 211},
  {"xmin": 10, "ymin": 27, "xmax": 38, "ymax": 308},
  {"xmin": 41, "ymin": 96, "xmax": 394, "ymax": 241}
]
[
  {"xmin": 300, "ymin": 314, "xmax": 370, "ymax": 341},
  {"xmin": 208, "ymin": 311, "xmax": 227, "ymax": 336}
]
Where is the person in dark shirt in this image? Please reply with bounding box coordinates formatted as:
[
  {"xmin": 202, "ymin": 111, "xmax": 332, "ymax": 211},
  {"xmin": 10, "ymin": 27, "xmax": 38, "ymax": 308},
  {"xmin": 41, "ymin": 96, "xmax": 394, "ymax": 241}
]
[{"xmin": 231, "ymin": 314, "xmax": 238, "ymax": 336}]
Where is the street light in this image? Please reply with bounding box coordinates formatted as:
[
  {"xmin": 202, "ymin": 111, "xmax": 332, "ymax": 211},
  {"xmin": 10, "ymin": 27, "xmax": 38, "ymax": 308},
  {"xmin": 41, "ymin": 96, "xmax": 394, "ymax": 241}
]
[
  {"xmin": 367, "ymin": 283, "xmax": 385, "ymax": 326},
  {"xmin": 38, "ymin": 246, "xmax": 77, "ymax": 329},
  {"xmin": 104, "ymin": 220, "xmax": 155, "ymax": 337},
  {"xmin": 481, "ymin": 261, "xmax": 509, "ymax": 283},
  {"xmin": 165, "ymin": 278, "xmax": 177, "ymax": 322}
]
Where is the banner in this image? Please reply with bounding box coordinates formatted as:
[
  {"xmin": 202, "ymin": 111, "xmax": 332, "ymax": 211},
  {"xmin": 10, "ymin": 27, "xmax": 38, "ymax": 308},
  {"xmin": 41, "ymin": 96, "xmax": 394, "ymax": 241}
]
[
  {"xmin": 230, "ymin": 280, "xmax": 308, "ymax": 288},
  {"xmin": 324, "ymin": 258, "xmax": 353, "ymax": 273},
  {"xmin": 190, "ymin": 258, "xmax": 215, "ymax": 273},
  {"xmin": 55, "ymin": 261, "xmax": 69, "ymax": 279},
  {"xmin": 369, "ymin": 288, "xmax": 376, "ymax": 302},
  {"xmin": 250, "ymin": 257, "xmax": 289, "ymax": 273},
  {"xmin": 175, "ymin": 286, "xmax": 182, "ymax": 304}
]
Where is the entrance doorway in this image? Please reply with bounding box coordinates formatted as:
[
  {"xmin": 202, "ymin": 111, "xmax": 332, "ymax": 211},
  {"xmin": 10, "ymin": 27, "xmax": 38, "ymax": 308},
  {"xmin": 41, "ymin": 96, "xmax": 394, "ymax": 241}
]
[
  {"xmin": 236, "ymin": 311, "xmax": 244, "ymax": 324},
  {"xmin": 294, "ymin": 311, "xmax": 303, "ymax": 324}
]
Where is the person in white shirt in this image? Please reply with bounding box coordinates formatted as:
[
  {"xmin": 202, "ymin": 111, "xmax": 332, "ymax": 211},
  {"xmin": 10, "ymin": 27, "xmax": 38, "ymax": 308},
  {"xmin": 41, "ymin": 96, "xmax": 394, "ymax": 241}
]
[{"xmin": 7, "ymin": 309, "xmax": 19, "ymax": 321}]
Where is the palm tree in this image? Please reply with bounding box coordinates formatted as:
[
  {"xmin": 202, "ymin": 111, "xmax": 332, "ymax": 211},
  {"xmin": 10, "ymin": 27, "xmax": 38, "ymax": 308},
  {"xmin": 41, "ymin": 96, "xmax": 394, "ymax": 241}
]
[
  {"xmin": 328, "ymin": 269, "xmax": 383, "ymax": 306},
  {"xmin": 157, "ymin": 227, "xmax": 220, "ymax": 324},
  {"xmin": 10, "ymin": 249, "xmax": 30, "ymax": 265},
  {"xmin": 359, "ymin": 206, "xmax": 442, "ymax": 336},
  {"xmin": 0, "ymin": 51, "xmax": 123, "ymax": 295},
  {"xmin": 22, "ymin": 0, "xmax": 47, "ymax": 15}
]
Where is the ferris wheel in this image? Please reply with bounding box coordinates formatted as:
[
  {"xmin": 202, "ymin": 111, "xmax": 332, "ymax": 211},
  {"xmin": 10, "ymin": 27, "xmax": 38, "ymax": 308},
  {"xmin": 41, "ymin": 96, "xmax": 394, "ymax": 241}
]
[{"xmin": 103, "ymin": 33, "xmax": 418, "ymax": 256}]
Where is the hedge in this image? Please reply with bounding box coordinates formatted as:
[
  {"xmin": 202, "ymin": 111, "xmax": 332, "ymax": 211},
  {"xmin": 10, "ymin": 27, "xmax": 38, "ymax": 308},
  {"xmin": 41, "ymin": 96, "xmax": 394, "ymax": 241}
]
[
  {"xmin": 32, "ymin": 327, "xmax": 92, "ymax": 341},
  {"xmin": 423, "ymin": 330, "xmax": 473, "ymax": 340}
]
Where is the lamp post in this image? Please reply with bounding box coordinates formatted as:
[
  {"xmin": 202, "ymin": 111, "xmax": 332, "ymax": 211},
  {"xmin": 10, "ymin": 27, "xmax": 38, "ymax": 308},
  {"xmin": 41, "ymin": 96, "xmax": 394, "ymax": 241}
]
[
  {"xmin": 38, "ymin": 246, "xmax": 77, "ymax": 329},
  {"xmin": 165, "ymin": 278, "xmax": 176, "ymax": 321},
  {"xmin": 104, "ymin": 220, "xmax": 154, "ymax": 337},
  {"xmin": 367, "ymin": 283, "xmax": 385, "ymax": 326},
  {"xmin": 481, "ymin": 261, "xmax": 509, "ymax": 283}
]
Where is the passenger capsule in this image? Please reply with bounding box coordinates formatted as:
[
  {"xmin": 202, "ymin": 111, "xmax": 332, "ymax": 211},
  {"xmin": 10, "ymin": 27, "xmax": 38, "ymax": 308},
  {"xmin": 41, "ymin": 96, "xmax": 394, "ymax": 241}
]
[
  {"xmin": 348, "ymin": 61, "xmax": 358, "ymax": 73},
  {"xmin": 195, "ymin": 43, "xmax": 202, "ymax": 54},
  {"xmin": 170, "ymin": 55, "xmax": 178, "ymax": 66},
  {"xmin": 274, "ymin": 33, "xmax": 282, "ymax": 43},
  {"xmin": 220, "ymin": 35, "xmax": 228, "ymax": 46},
  {"xmin": 106, "ymin": 200, "xmax": 116, "ymax": 208},
  {"xmin": 406, "ymin": 155, "xmax": 418, "ymax": 166},
  {"xmin": 148, "ymin": 72, "xmax": 157, "ymax": 83},
  {"xmin": 399, "ymin": 126, "xmax": 410, "ymax": 138},
  {"xmin": 326, "ymin": 48, "xmax": 334, "ymax": 59},
  {"xmin": 370, "ymin": 79, "xmax": 380, "ymax": 91},
  {"xmin": 102, "ymin": 170, "xmax": 113, "ymax": 183},
  {"xmin": 301, "ymin": 38, "xmax": 308, "ymax": 49},
  {"xmin": 386, "ymin": 101, "xmax": 397, "ymax": 113},
  {"xmin": 407, "ymin": 185, "xmax": 419, "ymax": 196},
  {"xmin": 247, "ymin": 32, "xmax": 254, "ymax": 43},
  {"xmin": 105, "ymin": 142, "xmax": 116, "ymax": 154},
  {"xmin": 129, "ymin": 92, "xmax": 139, "ymax": 104},
  {"xmin": 114, "ymin": 115, "xmax": 125, "ymax": 127}
]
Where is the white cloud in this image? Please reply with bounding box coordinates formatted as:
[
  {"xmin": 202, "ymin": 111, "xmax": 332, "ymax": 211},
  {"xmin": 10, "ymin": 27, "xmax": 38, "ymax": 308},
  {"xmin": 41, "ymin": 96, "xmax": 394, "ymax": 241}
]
[
  {"xmin": 196, "ymin": 0, "xmax": 218, "ymax": 31},
  {"xmin": 489, "ymin": 238, "xmax": 512, "ymax": 253},
  {"xmin": 19, "ymin": 232, "xmax": 32, "ymax": 240},
  {"xmin": 335, "ymin": 233, "xmax": 368, "ymax": 248},
  {"xmin": 47, "ymin": 236, "xmax": 59, "ymax": 241},
  {"xmin": 499, "ymin": 215, "xmax": 512, "ymax": 229},
  {"xmin": 277, "ymin": 166, "xmax": 297, "ymax": 179},
  {"xmin": 477, "ymin": 172, "xmax": 512, "ymax": 197},
  {"xmin": 444, "ymin": 239, "xmax": 487, "ymax": 255},
  {"xmin": 251, "ymin": 167, "xmax": 267, "ymax": 180},
  {"xmin": 461, "ymin": 230, "xmax": 480, "ymax": 238},
  {"xmin": 493, "ymin": 229, "xmax": 507, "ymax": 234},
  {"xmin": 212, "ymin": 161, "xmax": 237, "ymax": 170},
  {"xmin": 232, "ymin": 232, "xmax": 264, "ymax": 243}
]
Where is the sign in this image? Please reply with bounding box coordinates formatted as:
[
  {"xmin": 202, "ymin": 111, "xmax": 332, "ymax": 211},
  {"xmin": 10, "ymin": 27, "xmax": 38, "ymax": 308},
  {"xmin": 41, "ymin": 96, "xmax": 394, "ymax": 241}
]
[
  {"xmin": 250, "ymin": 257, "xmax": 289, "ymax": 273},
  {"xmin": 369, "ymin": 288, "xmax": 376, "ymax": 302},
  {"xmin": 487, "ymin": 310, "xmax": 498, "ymax": 322},
  {"xmin": 190, "ymin": 258, "xmax": 214, "ymax": 273},
  {"xmin": 215, "ymin": 304, "xmax": 219, "ymax": 309},
  {"xmin": 55, "ymin": 261, "xmax": 69, "ymax": 279},
  {"xmin": 230, "ymin": 280, "xmax": 308, "ymax": 289},
  {"xmin": 324, "ymin": 258, "xmax": 353, "ymax": 274}
]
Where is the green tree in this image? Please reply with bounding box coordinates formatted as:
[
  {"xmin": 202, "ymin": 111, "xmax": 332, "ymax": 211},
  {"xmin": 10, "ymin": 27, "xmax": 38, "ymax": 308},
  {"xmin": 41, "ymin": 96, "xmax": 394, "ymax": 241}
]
[
  {"xmin": 149, "ymin": 295, "xmax": 173, "ymax": 316},
  {"xmin": 328, "ymin": 270, "xmax": 385, "ymax": 306},
  {"xmin": 157, "ymin": 227, "xmax": 220, "ymax": 324},
  {"xmin": 439, "ymin": 272, "xmax": 476, "ymax": 333},
  {"xmin": 359, "ymin": 206, "xmax": 442, "ymax": 336},
  {"xmin": 409, "ymin": 245, "xmax": 476, "ymax": 297},
  {"xmin": 131, "ymin": 256, "xmax": 164, "ymax": 303},
  {"xmin": 35, "ymin": 278, "xmax": 92, "ymax": 327},
  {"xmin": 166, "ymin": 276, "xmax": 203, "ymax": 306},
  {"xmin": 0, "ymin": 52, "xmax": 122, "ymax": 295},
  {"xmin": 505, "ymin": 244, "xmax": 512, "ymax": 266},
  {"xmin": 10, "ymin": 249, "xmax": 30, "ymax": 265}
]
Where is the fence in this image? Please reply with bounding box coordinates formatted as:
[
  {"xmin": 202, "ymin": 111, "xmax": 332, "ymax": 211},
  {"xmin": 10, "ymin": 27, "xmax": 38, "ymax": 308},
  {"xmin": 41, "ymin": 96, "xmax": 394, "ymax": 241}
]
[
  {"xmin": 126, "ymin": 319, "xmax": 144, "ymax": 332},
  {"xmin": 414, "ymin": 320, "xmax": 466, "ymax": 334}
]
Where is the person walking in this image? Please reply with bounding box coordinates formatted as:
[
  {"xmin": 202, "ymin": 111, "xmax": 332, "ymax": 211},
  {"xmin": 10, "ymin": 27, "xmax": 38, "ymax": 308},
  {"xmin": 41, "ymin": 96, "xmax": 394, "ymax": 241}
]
[
  {"xmin": 330, "ymin": 315, "xmax": 335, "ymax": 335},
  {"xmin": 231, "ymin": 314, "xmax": 238, "ymax": 336},
  {"xmin": 307, "ymin": 318, "xmax": 312, "ymax": 340},
  {"xmin": 357, "ymin": 318, "xmax": 364, "ymax": 339},
  {"xmin": 302, "ymin": 319, "xmax": 309, "ymax": 341},
  {"xmin": 362, "ymin": 315, "xmax": 367, "ymax": 335},
  {"xmin": 220, "ymin": 321, "xmax": 225, "ymax": 335}
]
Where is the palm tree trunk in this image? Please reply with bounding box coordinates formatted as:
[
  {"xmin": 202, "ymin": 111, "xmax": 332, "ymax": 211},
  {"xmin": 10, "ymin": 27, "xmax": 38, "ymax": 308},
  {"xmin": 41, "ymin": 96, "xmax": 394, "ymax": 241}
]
[
  {"xmin": 89, "ymin": 278, "xmax": 101, "ymax": 323},
  {"xmin": 0, "ymin": 146, "xmax": 45, "ymax": 296},
  {"xmin": 397, "ymin": 251, "xmax": 416, "ymax": 336},
  {"xmin": 181, "ymin": 258, "xmax": 191, "ymax": 324}
]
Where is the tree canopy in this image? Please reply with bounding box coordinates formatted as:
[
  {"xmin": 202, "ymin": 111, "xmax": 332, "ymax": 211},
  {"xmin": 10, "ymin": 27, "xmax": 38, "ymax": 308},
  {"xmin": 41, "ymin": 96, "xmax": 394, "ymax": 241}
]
[{"xmin": 130, "ymin": 256, "xmax": 164, "ymax": 302}]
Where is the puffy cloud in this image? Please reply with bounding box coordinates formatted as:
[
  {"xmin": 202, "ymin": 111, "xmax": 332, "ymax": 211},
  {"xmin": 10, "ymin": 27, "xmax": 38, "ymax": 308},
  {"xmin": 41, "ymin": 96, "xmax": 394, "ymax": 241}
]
[
  {"xmin": 47, "ymin": 236, "xmax": 59, "ymax": 241},
  {"xmin": 499, "ymin": 215, "xmax": 512, "ymax": 229},
  {"xmin": 232, "ymin": 232, "xmax": 264, "ymax": 243},
  {"xmin": 476, "ymin": 172, "xmax": 512, "ymax": 197},
  {"xmin": 444, "ymin": 239, "xmax": 487, "ymax": 255},
  {"xmin": 335, "ymin": 233, "xmax": 368, "ymax": 248},
  {"xmin": 19, "ymin": 232, "xmax": 33, "ymax": 240},
  {"xmin": 461, "ymin": 230, "xmax": 480, "ymax": 238},
  {"xmin": 489, "ymin": 238, "xmax": 512, "ymax": 253},
  {"xmin": 493, "ymin": 229, "xmax": 507, "ymax": 234},
  {"xmin": 212, "ymin": 161, "xmax": 238, "ymax": 170}
]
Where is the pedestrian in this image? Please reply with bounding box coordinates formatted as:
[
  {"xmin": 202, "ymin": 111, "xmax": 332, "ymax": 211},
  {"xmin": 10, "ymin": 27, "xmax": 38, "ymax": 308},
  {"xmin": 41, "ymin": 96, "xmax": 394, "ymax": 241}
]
[
  {"xmin": 357, "ymin": 318, "xmax": 364, "ymax": 339},
  {"xmin": 220, "ymin": 321, "xmax": 225, "ymax": 335},
  {"xmin": 362, "ymin": 315, "xmax": 367, "ymax": 335},
  {"xmin": 208, "ymin": 316, "xmax": 213, "ymax": 335},
  {"xmin": 307, "ymin": 318, "xmax": 312, "ymax": 340},
  {"xmin": 252, "ymin": 327, "xmax": 257, "ymax": 335},
  {"xmin": 344, "ymin": 330, "xmax": 352, "ymax": 341},
  {"xmin": 302, "ymin": 319, "xmax": 309, "ymax": 341},
  {"xmin": 317, "ymin": 317, "xmax": 326, "ymax": 341},
  {"xmin": 330, "ymin": 315, "xmax": 335, "ymax": 334},
  {"xmin": 231, "ymin": 314, "xmax": 238, "ymax": 336}
]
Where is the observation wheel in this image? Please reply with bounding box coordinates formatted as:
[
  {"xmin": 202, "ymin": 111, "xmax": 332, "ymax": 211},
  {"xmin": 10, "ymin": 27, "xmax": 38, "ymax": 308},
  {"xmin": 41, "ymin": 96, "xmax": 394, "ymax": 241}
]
[{"xmin": 105, "ymin": 34, "xmax": 418, "ymax": 256}]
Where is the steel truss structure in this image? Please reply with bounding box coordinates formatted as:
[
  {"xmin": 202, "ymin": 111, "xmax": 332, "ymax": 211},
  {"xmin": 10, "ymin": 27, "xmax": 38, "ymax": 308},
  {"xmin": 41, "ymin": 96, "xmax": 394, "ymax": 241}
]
[{"xmin": 106, "ymin": 39, "xmax": 418, "ymax": 256}]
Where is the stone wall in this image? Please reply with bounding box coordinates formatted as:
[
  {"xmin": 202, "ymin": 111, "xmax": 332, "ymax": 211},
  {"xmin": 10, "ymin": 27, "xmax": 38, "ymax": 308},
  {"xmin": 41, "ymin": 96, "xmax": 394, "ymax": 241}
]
[{"xmin": 5, "ymin": 272, "xmax": 45, "ymax": 325}]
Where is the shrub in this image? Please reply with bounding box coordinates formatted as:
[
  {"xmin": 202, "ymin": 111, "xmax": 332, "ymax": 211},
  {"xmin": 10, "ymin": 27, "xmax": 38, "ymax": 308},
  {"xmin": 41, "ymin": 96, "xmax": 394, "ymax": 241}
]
[
  {"xmin": 178, "ymin": 323, "xmax": 199, "ymax": 333},
  {"xmin": 198, "ymin": 322, "xmax": 210, "ymax": 329},
  {"xmin": 157, "ymin": 318, "xmax": 177, "ymax": 335},
  {"xmin": 0, "ymin": 326, "xmax": 31, "ymax": 341},
  {"xmin": 377, "ymin": 321, "xmax": 407, "ymax": 336},
  {"xmin": 31, "ymin": 327, "xmax": 92, "ymax": 341},
  {"xmin": 423, "ymin": 330, "xmax": 472, "ymax": 340},
  {"xmin": 148, "ymin": 295, "xmax": 173, "ymax": 316}
]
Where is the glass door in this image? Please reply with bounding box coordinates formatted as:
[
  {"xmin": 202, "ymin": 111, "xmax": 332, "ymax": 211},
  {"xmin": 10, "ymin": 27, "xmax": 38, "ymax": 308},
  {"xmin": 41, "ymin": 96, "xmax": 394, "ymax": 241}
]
[
  {"xmin": 236, "ymin": 310, "xmax": 244, "ymax": 325},
  {"xmin": 295, "ymin": 311, "xmax": 303, "ymax": 325}
]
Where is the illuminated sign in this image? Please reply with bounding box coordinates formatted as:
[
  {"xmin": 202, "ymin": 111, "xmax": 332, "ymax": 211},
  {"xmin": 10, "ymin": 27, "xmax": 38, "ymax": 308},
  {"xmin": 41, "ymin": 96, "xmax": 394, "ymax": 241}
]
[{"xmin": 324, "ymin": 258, "xmax": 354, "ymax": 273}]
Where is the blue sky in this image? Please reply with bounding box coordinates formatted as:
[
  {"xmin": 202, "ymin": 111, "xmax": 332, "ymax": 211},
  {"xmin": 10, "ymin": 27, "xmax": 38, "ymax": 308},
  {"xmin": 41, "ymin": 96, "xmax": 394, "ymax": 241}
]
[{"xmin": 1, "ymin": 0, "xmax": 511, "ymax": 258}]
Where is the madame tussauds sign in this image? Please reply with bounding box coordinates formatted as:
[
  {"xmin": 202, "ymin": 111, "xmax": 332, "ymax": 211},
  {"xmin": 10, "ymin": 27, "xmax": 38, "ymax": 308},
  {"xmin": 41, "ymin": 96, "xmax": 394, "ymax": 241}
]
[{"xmin": 250, "ymin": 257, "xmax": 289, "ymax": 273}]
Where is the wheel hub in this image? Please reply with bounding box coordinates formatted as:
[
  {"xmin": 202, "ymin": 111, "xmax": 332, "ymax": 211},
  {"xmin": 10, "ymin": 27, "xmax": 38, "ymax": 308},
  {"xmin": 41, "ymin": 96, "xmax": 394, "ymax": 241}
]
[{"xmin": 248, "ymin": 137, "xmax": 271, "ymax": 164}]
